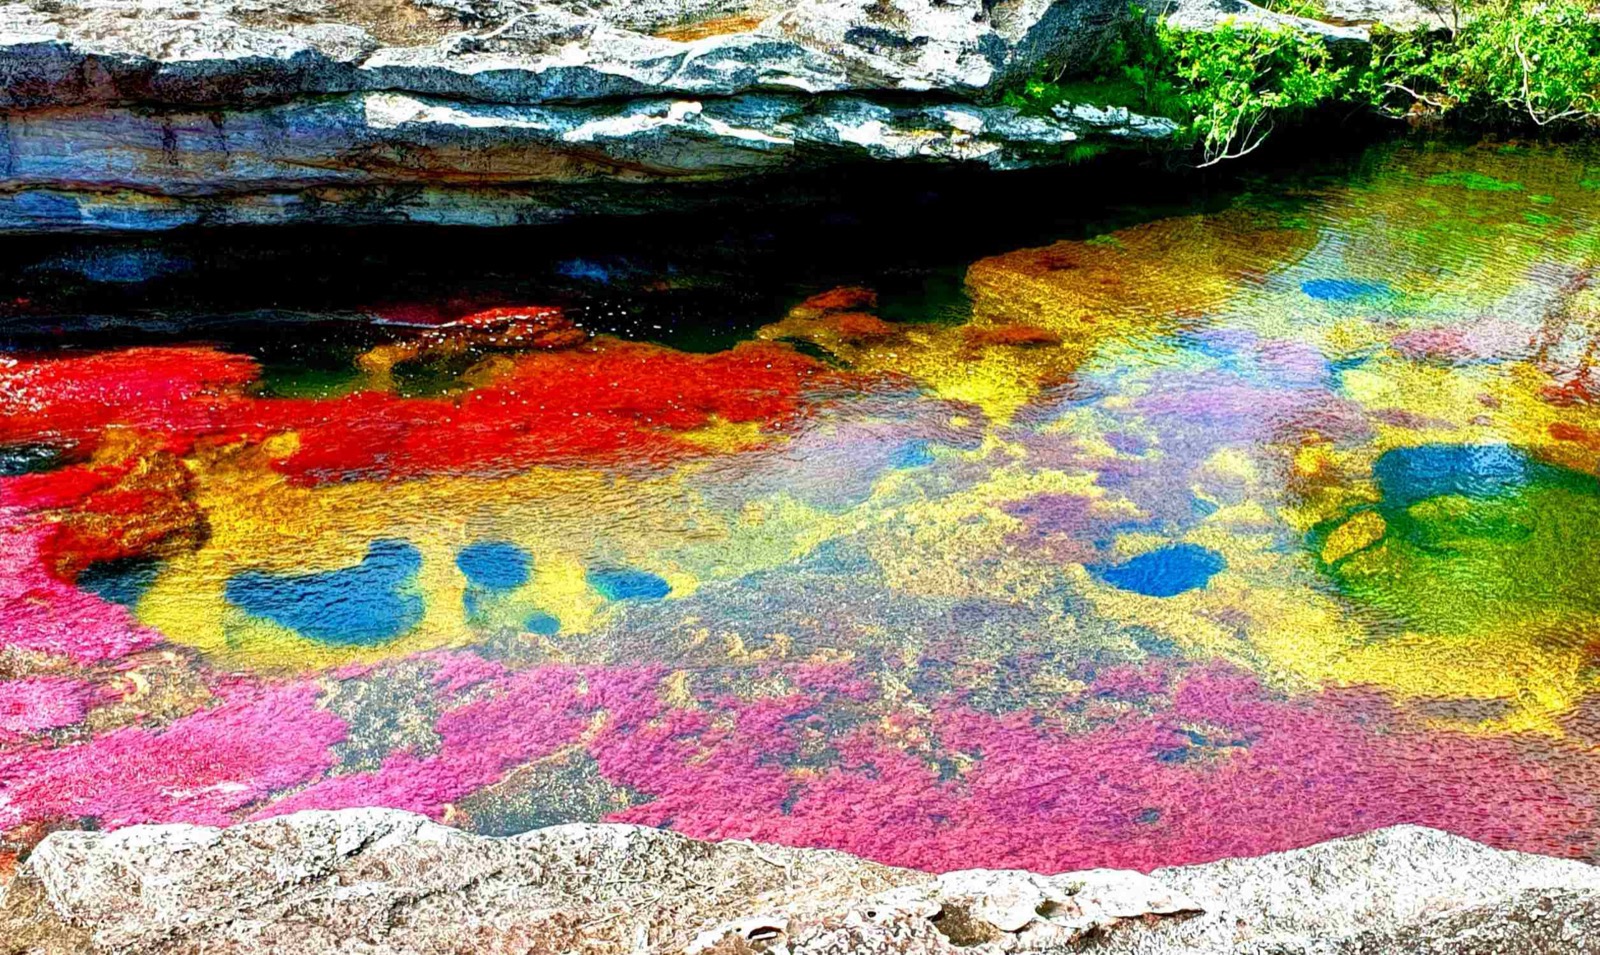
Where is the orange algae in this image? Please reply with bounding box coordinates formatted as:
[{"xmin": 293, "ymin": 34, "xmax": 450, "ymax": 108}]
[{"xmin": 651, "ymin": 12, "xmax": 766, "ymax": 41}]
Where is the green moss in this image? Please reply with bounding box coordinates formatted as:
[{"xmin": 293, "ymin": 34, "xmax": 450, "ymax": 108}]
[
  {"xmin": 1425, "ymin": 171, "xmax": 1524, "ymax": 191},
  {"xmin": 1315, "ymin": 448, "xmax": 1600, "ymax": 637}
]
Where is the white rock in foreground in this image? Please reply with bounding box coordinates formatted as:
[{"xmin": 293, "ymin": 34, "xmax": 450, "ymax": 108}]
[{"xmin": 2, "ymin": 809, "xmax": 1597, "ymax": 953}]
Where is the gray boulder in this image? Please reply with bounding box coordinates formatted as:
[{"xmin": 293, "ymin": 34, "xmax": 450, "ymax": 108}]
[
  {"xmin": 2, "ymin": 810, "xmax": 1597, "ymax": 954},
  {"xmin": 0, "ymin": 0, "xmax": 1444, "ymax": 230},
  {"xmin": 0, "ymin": 0, "xmax": 1163, "ymax": 231},
  {"xmin": 0, "ymin": 0, "xmax": 1129, "ymax": 108}
]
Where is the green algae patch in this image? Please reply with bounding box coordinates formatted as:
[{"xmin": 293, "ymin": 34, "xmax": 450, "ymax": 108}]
[
  {"xmin": 1426, "ymin": 172, "xmax": 1525, "ymax": 192},
  {"xmin": 1314, "ymin": 445, "xmax": 1600, "ymax": 637}
]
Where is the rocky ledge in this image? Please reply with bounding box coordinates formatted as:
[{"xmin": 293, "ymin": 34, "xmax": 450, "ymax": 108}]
[
  {"xmin": 0, "ymin": 0, "xmax": 1431, "ymax": 230},
  {"xmin": 1, "ymin": 810, "xmax": 1597, "ymax": 954}
]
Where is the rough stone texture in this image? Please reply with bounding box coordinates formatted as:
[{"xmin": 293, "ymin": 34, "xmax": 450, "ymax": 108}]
[
  {"xmin": 1117, "ymin": 825, "xmax": 1600, "ymax": 954},
  {"xmin": 1, "ymin": 811, "xmax": 1597, "ymax": 954},
  {"xmin": 0, "ymin": 0, "xmax": 1164, "ymax": 229},
  {"xmin": 1159, "ymin": 0, "xmax": 1369, "ymax": 44},
  {"xmin": 0, "ymin": 809, "xmax": 1193, "ymax": 954},
  {"xmin": 0, "ymin": 0, "xmax": 1437, "ymax": 230},
  {"xmin": 1314, "ymin": 0, "xmax": 1446, "ymax": 31},
  {"xmin": 0, "ymin": 0, "xmax": 1129, "ymax": 108},
  {"xmin": 1156, "ymin": 0, "xmax": 1444, "ymax": 43},
  {"xmin": 0, "ymin": 89, "xmax": 1178, "ymax": 228}
]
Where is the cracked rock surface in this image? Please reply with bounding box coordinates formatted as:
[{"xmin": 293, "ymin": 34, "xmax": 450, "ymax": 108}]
[
  {"xmin": 0, "ymin": 0, "xmax": 1164, "ymax": 229},
  {"xmin": 0, "ymin": 0, "xmax": 1433, "ymax": 230},
  {"xmin": 1, "ymin": 810, "xmax": 1597, "ymax": 953}
]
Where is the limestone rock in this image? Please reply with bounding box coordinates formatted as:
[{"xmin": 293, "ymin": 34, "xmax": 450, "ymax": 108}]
[
  {"xmin": 1155, "ymin": 0, "xmax": 1435, "ymax": 42},
  {"xmin": 0, "ymin": 0, "xmax": 1126, "ymax": 109},
  {"xmin": 1158, "ymin": 0, "xmax": 1370, "ymax": 43},
  {"xmin": 0, "ymin": 0, "xmax": 1178, "ymax": 230},
  {"xmin": 2, "ymin": 812, "xmax": 1598, "ymax": 954},
  {"xmin": 1315, "ymin": 0, "xmax": 1448, "ymax": 31},
  {"xmin": 1125, "ymin": 824, "xmax": 1600, "ymax": 954},
  {"xmin": 1, "ymin": 809, "xmax": 920, "ymax": 954},
  {"xmin": 0, "ymin": 0, "xmax": 1456, "ymax": 231},
  {"xmin": 0, "ymin": 88, "xmax": 1163, "ymax": 229}
]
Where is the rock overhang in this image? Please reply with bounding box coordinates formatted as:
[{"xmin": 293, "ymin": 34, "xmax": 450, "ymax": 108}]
[{"xmin": 0, "ymin": 0, "xmax": 1173, "ymax": 230}]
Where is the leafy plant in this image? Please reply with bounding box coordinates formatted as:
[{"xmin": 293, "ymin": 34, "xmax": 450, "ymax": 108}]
[
  {"xmin": 1370, "ymin": 0, "xmax": 1600, "ymax": 127},
  {"xmin": 1006, "ymin": 0, "xmax": 1600, "ymax": 167},
  {"xmin": 1159, "ymin": 20, "xmax": 1354, "ymax": 166}
]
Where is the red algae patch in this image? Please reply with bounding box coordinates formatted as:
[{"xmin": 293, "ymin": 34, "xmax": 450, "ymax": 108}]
[
  {"xmin": 1, "ymin": 337, "xmax": 840, "ymax": 485},
  {"xmin": 0, "ymin": 683, "xmax": 345, "ymax": 830}
]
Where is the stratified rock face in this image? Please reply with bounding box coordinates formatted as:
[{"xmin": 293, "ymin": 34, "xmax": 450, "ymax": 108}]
[
  {"xmin": 0, "ymin": 0, "xmax": 1182, "ymax": 230},
  {"xmin": 0, "ymin": 0, "xmax": 1126, "ymax": 108},
  {"xmin": 2, "ymin": 811, "xmax": 1597, "ymax": 954},
  {"xmin": 0, "ymin": 91, "xmax": 1173, "ymax": 230}
]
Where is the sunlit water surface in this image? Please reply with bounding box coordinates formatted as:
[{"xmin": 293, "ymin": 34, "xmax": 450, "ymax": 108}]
[{"xmin": 4, "ymin": 141, "xmax": 1600, "ymax": 873}]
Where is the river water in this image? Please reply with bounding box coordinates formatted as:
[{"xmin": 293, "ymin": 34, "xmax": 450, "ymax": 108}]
[{"xmin": 3, "ymin": 139, "xmax": 1599, "ymax": 873}]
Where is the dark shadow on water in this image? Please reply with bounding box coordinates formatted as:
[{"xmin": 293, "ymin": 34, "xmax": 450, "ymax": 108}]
[{"xmin": 0, "ymin": 130, "xmax": 1401, "ymax": 358}]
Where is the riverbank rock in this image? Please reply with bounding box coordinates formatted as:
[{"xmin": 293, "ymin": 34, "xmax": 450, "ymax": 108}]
[
  {"xmin": 0, "ymin": 0, "xmax": 1443, "ymax": 231},
  {"xmin": 0, "ymin": 0, "xmax": 1179, "ymax": 230},
  {"xmin": 2, "ymin": 810, "xmax": 1597, "ymax": 954}
]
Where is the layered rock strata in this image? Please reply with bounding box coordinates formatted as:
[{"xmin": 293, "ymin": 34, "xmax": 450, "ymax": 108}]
[{"xmin": 0, "ymin": 0, "xmax": 1191, "ymax": 229}]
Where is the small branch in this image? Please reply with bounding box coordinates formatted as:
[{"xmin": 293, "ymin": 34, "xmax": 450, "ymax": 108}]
[
  {"xmin": 1510, "ymin": 32, "xmax": 1586, "ymax": 127},
  {"xmin": 1383, "ymin": 81, "xmax": 1450, "ymax": 110},
  {"xmin": 1195, "ymin": 114, "xmax": 1272, "ymax": 168}
]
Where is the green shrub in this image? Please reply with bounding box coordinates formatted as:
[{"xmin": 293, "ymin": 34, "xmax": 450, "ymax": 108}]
[
  {"xmin": 1369, "ymin": 0, "xmax": 1600, "ymax": 127},
  {"xmin": 1158, "ymin": 20, "xmax": 1353, "ymax": 166},
  {"xmin": 1007, "ymin": 0, "xmax": 1600, "ymax": 166}
]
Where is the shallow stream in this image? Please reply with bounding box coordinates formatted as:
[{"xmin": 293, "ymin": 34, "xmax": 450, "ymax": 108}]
[{"xmin": 4, "ymin": 140, "xmax": 1600, "ymax": 872}]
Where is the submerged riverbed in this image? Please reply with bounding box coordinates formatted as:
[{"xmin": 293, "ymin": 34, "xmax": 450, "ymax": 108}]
[{"xmin": 3, "ymin": 140, "xmax": 1600, "ymax": 874}]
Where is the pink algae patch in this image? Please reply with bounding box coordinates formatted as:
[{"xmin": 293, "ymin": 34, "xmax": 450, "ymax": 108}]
[
  {"xmin": 253, "ymin": 666, "xmax": 651, "ymax": 819},
  {"xmin": 205, "ymin": 660, "xmax": 1600, "ymax": 872},
  {"xmin": 0, "ymin": 684, "xmax": 345, "ymax": 830},
  {"xmin": 0, "ymin": 678, "xmax": 93, "ymax": 740},
  {"xmin": 1391, "ymin": 318, "xmax": 1534, "ymax": 365},
  {"xmin": 1, "ymin": 655, "xmax": 1592, "ymax": 873},
  {"xmin": 0, "ymin": 513, "xmax": 159, "ymax": 664},
  {"xmin": 587, "ymin": 663, "xmax": 1600, "ymax": 872}
]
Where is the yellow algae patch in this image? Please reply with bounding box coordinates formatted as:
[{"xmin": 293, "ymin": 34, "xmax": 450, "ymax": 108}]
[
  {"xmin": 758, "ymin": 313, "xmax": 1097, "ymax": 424},
  {"xmin": 1085, "ymin": 576, "xmax": 1253, "ymax": 667},
  {"xmin": 135, "ymin": 447, "xmax": 720, "ymax": 668},
  {"xmin": 1233, "ymin": 574, "xmax": 1594, "ymax": 737},
  {"xmin": 1320, "ymin": 510, "xmax": 1386, "ymax": 563},
  {"xmin": 1196, "ymin": 446, "xmax": 1261, "ymax": 487},
  {"xmin": 758, "ymin": 212, "xmax": 1308, "ymax": 425},
  {"xmin": 966, "ymin": 210, "xmax": 1312, "ymax": 333},
  {"xmin": 136, "ymin": 420, "xmax": 1142, "ymax": 668},
  {"xmin": 675, "ymin": 417, "xmax": 774, "ymax": 453},
  {"xmin": 1077, "ymin": 501, "xmax": 1599, "ymax": 737},
  {"xmin": 1316, "ymin": 630, "xmax": 1592, "ymax": 736}
]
